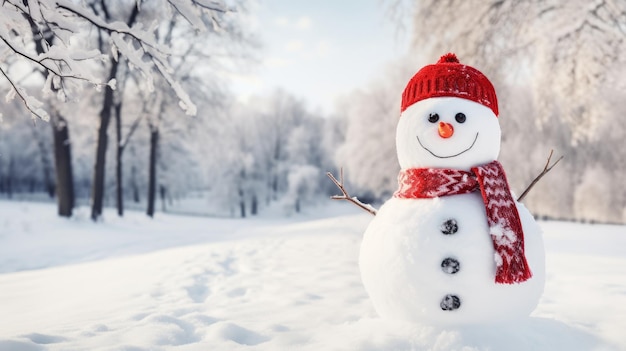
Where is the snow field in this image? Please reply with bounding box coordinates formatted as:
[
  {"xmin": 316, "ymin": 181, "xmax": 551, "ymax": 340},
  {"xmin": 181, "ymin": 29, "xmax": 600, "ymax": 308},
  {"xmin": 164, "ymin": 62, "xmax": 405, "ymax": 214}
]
[{"xmin": 0, "ymin": 200, "xmax": 625, "ymax": 350}]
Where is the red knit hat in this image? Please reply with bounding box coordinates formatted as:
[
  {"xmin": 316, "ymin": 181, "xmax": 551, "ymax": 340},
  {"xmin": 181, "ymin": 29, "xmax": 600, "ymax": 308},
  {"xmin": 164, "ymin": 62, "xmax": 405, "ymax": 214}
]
[{"xmin": 401, "ymin": 53, "xmax": 498, "ymax": 116}]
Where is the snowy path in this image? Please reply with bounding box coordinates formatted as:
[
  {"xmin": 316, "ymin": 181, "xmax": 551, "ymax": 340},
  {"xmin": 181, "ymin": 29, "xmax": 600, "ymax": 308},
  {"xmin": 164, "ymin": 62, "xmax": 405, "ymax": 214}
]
[{"xmin": 0, "ymin": 201, "xmax": 625, "ymax": 350}]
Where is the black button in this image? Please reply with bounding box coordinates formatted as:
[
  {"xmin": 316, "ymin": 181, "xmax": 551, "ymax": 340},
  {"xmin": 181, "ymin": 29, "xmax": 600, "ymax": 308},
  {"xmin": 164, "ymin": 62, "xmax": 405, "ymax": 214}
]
[
  {"xmin": 440, "ymin": 294, "xmax": 461, "ymax": 311},
  {"xmin": 440, "ymin": 219, "xmax": 458, "ymax": 235},
  {"xmin": 441, "ymin": 257, "xmax": 460, "ymax": 274}
]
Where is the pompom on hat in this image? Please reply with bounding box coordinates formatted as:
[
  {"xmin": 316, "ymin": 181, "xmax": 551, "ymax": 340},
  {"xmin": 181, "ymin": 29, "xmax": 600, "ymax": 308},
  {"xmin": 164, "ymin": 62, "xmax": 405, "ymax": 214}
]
[{"xmin": 401, "ymin": 53, "xmax": 499, "ymax": 116}]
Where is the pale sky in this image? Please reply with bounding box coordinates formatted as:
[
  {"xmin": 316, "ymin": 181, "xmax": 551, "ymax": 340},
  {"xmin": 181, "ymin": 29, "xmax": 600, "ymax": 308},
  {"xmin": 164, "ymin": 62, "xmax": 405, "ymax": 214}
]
[{"xmin": 231, "ymin": 0, "xmax": 410, "ymax": 115}]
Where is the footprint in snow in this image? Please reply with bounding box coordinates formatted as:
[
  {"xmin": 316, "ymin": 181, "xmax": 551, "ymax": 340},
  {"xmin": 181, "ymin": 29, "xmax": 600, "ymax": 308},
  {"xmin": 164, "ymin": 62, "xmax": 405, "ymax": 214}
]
[{"xmin": 208, "ymin": 322, "xmax": 269, "ymax": 346}]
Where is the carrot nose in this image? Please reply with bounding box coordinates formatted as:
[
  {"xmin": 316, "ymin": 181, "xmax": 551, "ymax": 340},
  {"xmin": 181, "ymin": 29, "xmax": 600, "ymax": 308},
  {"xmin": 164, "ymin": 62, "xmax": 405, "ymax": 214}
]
[{"xmin": 438, "ymin": 122, "xmax": 454, "ymax": 138}]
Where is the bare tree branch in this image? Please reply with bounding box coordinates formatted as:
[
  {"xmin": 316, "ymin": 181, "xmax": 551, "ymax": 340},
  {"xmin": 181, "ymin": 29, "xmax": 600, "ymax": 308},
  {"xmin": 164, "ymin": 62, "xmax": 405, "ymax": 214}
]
[
  {"xmin": 517, "ymin": 149, "xmax": 563, "ymax": 202},
  {"xmin": 326, "ymin": 168, "xmax": 378, "ymax": 216}
]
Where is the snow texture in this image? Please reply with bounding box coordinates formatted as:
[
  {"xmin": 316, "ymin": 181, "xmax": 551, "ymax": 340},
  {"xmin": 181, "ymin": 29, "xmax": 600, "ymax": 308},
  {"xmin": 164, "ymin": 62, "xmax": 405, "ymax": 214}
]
[{"xmin": 0, "ymin": 201, "xmax": 623, "ymax": 350}]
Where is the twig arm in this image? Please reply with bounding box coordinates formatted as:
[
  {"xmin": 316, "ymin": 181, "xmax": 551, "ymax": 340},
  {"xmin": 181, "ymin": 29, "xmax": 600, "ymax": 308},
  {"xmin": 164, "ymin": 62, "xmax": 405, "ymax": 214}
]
[
  {"xmin": 326, "ymin": 170, "xmax": 378, "ymax": 216},
  {"xmin": 517, "ymin": 149, "xmax": 563, "ymax": 202}
]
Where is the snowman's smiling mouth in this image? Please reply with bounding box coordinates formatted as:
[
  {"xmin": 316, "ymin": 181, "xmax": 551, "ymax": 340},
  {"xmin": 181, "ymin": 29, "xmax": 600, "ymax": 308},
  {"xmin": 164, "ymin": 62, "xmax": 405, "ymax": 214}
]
[{"xmin": 416, "ymin": 133, "xmax": 479, "ymax": 159}]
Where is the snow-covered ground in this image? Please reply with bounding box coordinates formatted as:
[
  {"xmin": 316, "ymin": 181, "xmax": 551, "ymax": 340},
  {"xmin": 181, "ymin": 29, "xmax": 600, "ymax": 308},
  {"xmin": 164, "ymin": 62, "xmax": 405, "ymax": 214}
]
[{"xmin": 0, "ymin": 200, "xmax": 625, "ymax": 351}]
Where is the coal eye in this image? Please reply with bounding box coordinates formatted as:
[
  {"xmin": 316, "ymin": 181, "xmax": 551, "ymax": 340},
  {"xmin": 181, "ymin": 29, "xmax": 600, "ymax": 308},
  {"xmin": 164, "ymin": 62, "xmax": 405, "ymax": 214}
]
[
  {"xmin": 455, "ymin": 113, "xmax": 466, "ymax": 123},
  {"xmin": 428, "ymin": 113, "xmax": 439, "ymax": 123}
]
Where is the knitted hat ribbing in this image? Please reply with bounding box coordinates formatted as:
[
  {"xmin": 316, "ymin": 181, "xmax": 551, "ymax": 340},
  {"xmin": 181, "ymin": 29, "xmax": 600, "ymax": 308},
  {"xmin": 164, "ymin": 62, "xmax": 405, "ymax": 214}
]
[{"xmin": 401, "ymin": 53, "xmax": 499, "ymax": 116}]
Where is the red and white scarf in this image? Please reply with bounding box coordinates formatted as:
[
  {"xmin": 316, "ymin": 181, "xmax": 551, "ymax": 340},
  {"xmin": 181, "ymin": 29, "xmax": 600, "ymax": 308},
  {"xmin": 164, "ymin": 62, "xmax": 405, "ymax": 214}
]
[{"xmin": 394, "ymin": 160, "xmax": 532, "ymax": 284}]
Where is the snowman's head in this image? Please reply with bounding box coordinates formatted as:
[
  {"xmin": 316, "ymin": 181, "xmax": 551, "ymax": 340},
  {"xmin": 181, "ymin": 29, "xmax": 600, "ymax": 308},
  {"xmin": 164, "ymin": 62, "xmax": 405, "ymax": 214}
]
[{"xmin": 396, "ymin": 53, "xmax": 501, "ymax": 171}]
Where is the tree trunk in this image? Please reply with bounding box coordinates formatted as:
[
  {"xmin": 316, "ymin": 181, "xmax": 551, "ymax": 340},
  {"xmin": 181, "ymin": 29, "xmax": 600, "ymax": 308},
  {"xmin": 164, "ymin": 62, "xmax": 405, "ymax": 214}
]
[
  {"xmin": 32, "ymin": 125, "xmax": 55, "ymax": 197},
  {"xmin": 89, "ymin": 2, "xmax": 139, "ymax": 220},
  {"xmin": 131, "ymin": 162, "xmax": 140, "ymax": 203},
  {"xmin": 271, "ymin": 175, "xmax": 278, "ymax": 200},
  {"xmin": 7, "ymin": 158, "xmax": 14, "ymax": 199},
  {"xmin": 272, "ymin": 140, "xmax": 281, "ymax": 200},
  {"xmin": 251, "ymin": 193, "xmax": 258, "ymax": 215},
  {"xmin": 147, "ymin": 125, "xmax": 159, "ymax": 217},
  {"xmin": 238, "ymin": 188, "xmax": 246, "ymax": 218},
  {"xmin": 115, "ymin": 102, "xmax": 124, "ymax": 216},
  {"xmin": 91, "ymin": 60, "xmax": 119, "ymax": 221},
  {"xmin": 51, "ymin": 115, "xmax": 75, "ymax": 217},
  {"xmin": 160, "ymin": 185, "xmax": 167, "ymax": 212},
  {"xmin": 28, "ymin": 20, "xmax": 74, "ymax": 215}
]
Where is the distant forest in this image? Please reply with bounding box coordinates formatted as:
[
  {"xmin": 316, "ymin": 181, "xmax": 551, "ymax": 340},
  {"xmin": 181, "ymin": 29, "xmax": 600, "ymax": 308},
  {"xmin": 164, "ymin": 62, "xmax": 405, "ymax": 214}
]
[{"xmin": 0, "ymin": 0, "xmax": 624, "ymax": 224}]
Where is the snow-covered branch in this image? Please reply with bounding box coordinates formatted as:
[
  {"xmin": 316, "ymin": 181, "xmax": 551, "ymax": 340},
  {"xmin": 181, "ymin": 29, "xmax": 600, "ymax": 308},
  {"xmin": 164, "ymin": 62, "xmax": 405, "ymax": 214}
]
[
  {"xmin": 1, "ymin": 35, "xmax": 103, "ymax": 83},
  {"xmin": 0, "ymin": 66, "xmax": 49, "ymax": 120},
  {"xmin": 55, "ymin": 1, "xmax": 162, "ymax": 50},
  {"xmin": 0, "ymin": 0, "xmax": 240, "ymax": 119}
]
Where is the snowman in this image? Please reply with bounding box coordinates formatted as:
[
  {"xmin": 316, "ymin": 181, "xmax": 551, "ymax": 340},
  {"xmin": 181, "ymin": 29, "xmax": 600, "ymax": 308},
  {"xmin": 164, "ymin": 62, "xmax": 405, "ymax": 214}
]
[{"xmin": 359, "ymin": 53, "xmax": 545, "ymax": 325}]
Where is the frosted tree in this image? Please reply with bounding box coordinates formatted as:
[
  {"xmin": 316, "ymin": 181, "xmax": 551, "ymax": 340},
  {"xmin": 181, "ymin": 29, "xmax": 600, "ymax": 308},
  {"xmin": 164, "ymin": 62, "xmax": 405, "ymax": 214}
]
[
  {"xmin": 83, "ymin": 0, "xmax": 250, "ymax": 220},
  {"xmin": 381, "ymin": 0, "xmax": 626, "ymax": 223},
  {"xmin": 283, "ymin": 115, "xmax": 327, "ymax": 213},
  {"xmin": 141, "ymin": 18, "xmax": 250, "ymax": 216},
  {"xmin": 197, "ymin": 100, "xmax": 259, "ymax": 217},
  {"xmin": 285, "ymin": 164, "xmax": 319, "ymax": 213},
  {"xmin": 0, "ymin": 0, "xmax": 251, "ymax": 220},
  {"xmin": 1, "ymin": 1, "xmax": 98, "ymax": 215},
  {"xmin": 199, "ymin": 90, "xmax": 331, "ymax": 217},
  {"xmin": 247, "ymin": 90, "xmax": 309, "ymax": 202},
  {"xmin": 399, "ymin": 0, "xmax": 626, "ymax": 137}
]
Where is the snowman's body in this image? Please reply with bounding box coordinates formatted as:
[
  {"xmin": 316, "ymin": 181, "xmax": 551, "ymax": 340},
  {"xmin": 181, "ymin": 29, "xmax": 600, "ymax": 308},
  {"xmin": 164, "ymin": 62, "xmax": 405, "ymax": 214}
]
[
  {"xmin": 360, "ymin": 194, "xmax": 544, "ymax": 325},
  {"xmin": 358, "ymin": 56, "xmax": 545, "ymax": 325}
]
